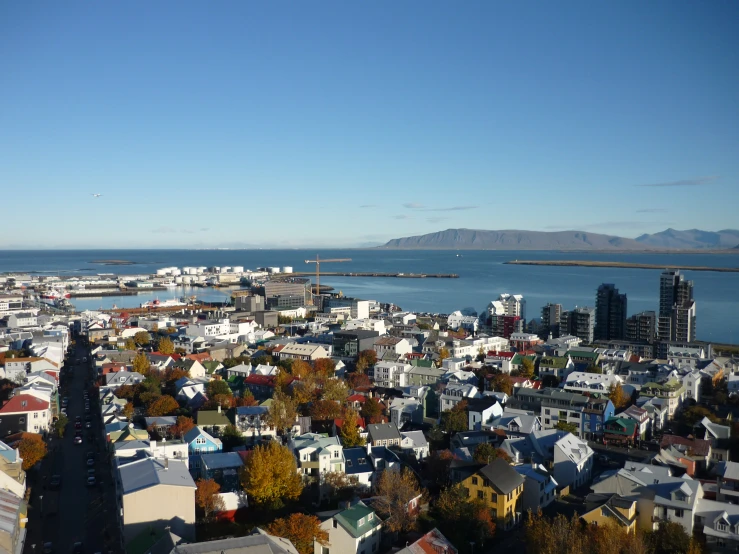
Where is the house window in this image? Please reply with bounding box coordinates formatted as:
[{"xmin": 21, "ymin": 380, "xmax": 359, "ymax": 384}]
[
  {"xmin": 674, "ymin": 509, "xmax": 684, "ymax": 517},
  {"xmin": 34, "ymin": 412, "xmax": 38, "ymax": 418},
  {"xmin": 332, "ymin": 520, "xmax": 338, "ymax": 529},
  {"xmin": 472, "ymin": 477, "xmax": 478, "ymax": 485},
  {"xmin": 19, "ymin": 418, "xmax": 25, "ymax": 424},
  {"xmin": 491, "ymin": 493, "xmax": 497, "ymax": 503},
  {"xmin": 477, "ymin": 490, "xmax": 484, "ymax": 499}
]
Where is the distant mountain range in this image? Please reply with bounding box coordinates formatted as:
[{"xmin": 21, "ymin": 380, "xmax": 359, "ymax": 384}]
[{"xmin": 379, "ymin": 228, "xmax": 739, "ymax": 251}]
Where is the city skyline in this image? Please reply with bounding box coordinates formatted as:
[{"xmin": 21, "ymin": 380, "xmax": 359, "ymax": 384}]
[{"xmin": 2, "ymin": 1, "xmax": 738, "ymax": 248}]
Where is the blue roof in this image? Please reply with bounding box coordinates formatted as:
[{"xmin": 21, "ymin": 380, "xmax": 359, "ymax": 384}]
[
  {"xmin": 343, "ymin": 447, "xmax": 373, "ymax": 475},
  {"xmin": 200, "ymin": 452, "xmax": 243, "ymax": 470}
]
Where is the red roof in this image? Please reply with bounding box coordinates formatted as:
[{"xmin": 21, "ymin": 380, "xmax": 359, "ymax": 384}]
[
  {"xmin": 185, "ymin": 352, "xmax": 211, "ymax": 363},
  {"xmin": 487, "ymin": 351, "xmax": 514, "ymax": 359},
  {"xmin": 347, "ymin": 394, "xmax": 367, "ymax": 403},
  {"xmin": 405, "ymin": 353, "xmax": 425, "ymax": 359},
  {"xmin": 660, "ymin": 434, "xmax": 712, "ymax": 457},
  {"xmin": 0, "ymin": 394, "xmax": 50, "ymax": 413},
  {"xmin": 334, "ymin": 417, "xmax": 367, "ymax": 429},
  {"xmin": 44, "ymin": 371, "xmax": 59, "ymax": 382},
  {"xmin": 244, "ymin": 375, "xmax": 277, "ymax": 387}
]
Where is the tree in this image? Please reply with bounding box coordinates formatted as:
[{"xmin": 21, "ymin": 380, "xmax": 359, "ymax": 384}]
[
  {"xmin": 170, "ymin": 415, "xmax": 195, "ymax": 438},
  {"xmin": 374, "ymin": 468, "xmax": 424, "ymax": 534},
  {"xmin": 356, "ymin": 349, "xmax": 377, "ymax": 373},
  {"xmin": 347, "ymin": 371, "xmax": 371, "ymax": 389},
  {"xmin": 221, "ymin": 424, "xmax": 244, "ymax": 450},
  {"xmin": 424, "ymin": 449, "xmax": 456, "ymax": 490},
  {"xmin": 267, "ymin": 513, "xmax": 328, "ymax": 554},
  {"xmin": 556, "ymin": 421, "xmax": 579, "ymax": 434},
  {"xmin": 339, "ymin": 409, "xmax": 365, "ymax": 447},
  {"xmin": 313, "ymin": 358, "xmax": 336, "ymax": 377},
  {"xmin": 541, "ymin": 375, "xmax": 560, "ymax": 388},
  {"xmin": 437, "ymin": 347, "xmax": 451, "ymax": 367},
  {"xmin": 323, "ymin": 471, "xmax": 360, "ymax": 503},
  {"xmin": 310, "ymin": 399, "xmax": 343, "ymax": 421},
  {"xmin": 473, "ymin": 442, "xmax": 498, "ymax": 464},
  {"xmin": 488, "ymin": 373, "xmax": 513, "ymax": 395},
  {"xmin": 54, "ymin": 414, "xmax": 68, "ymax": 438},
  {"xmin": 133, "ymin": 352, "xmax": 151, "ymax": 375},
  {"xmin": 18, "ymin": 433, "xmax": 47, "ymax": 471},
  {"xmin": 518, "ymin": 357, "xmax": 535, "ymax": 379},
  {"xmin": 122, "ymin": 402, "xmax": 134, "ymax": 420},
  {"xmin": 146, "ymin": 394, "xmax": 180, "ymax": 417},
  {"xmin": 434, "ymin": 484, "xmax": 495, "ymax": 550},
  {"xmin": 134, "ymin": 330, "xmax": 151, "ymax": 346},
  {"xmin": 608, "ymin": 382, "xmax": 630, "ymax": 409},
  {"xmin": 265, "ymin": 391, "xmax": 298, "ymax": 435},
  {"xmin": 644, "ymin": 521, "xmax": 702, "ymax": 554},
  {"xmin": 681, "ymin": 405, "xmax": 719, "ymax": 426},
  {"xmin": 207, "ymin": 379, "xmax": 233, "ymax": 398},
  {"xmin": 585, "ymin": 364, "xmax": 603, "ymax": 374},
  {"xmin": 195, "ymin": 478, "xmax": 225, "ymax": 520},
  {"xmin": 158, "ymin": 336, "xmax": 175, "ymax": 355},
  {"xmin": 321, "ymin": 378, "xmax": 348, "ymax": 403},
  {"xmin": 240, "ymin": 442, "xmax": 303, "ymax": 509},
  {"xmin": 232, "ymin": 390, "xmax": 258, "ymax": 407},
  {"xmin": 115, "ymin": 384, "xmax": 137, "ymax": 400},
  {"xmin": 361, "ymin": 397, "xmax": 384, "ymax": 424},
  {"xmin": 124, "ymin": 338, "xmax": 136, "ymax": 351},
  {"xmin": 289, "ymin": 359, "xmax": 313, "ymax": 380},
  {"xmin": 441, "ymin": 400, "xmax": 468, "ymax": 433}
]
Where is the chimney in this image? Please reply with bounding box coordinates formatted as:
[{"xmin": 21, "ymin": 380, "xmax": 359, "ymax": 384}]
[
  {"xmin": 217, "ymin": 405, "xmax": 221, "ymax": 413},
  {"xmin": 366, "ymin": 442, "xmax": 372, "ymax": 455},
  {"xmin": 164, "ymin": 457, "xmax": 169, "ymax": 470}
]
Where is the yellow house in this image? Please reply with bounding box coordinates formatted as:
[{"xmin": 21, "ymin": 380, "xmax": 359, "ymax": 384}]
[
  {"xmin": 581, "ymin": 494, "xmax": 637, "ymax": 533},
  {"xmin": 460, "ymin": 458, "xmax": 525, "ymax": 530}
]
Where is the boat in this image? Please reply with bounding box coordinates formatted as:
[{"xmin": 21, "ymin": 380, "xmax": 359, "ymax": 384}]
[
  {"xmin": 140, "ymin": 298, "xmax": 186, "ymax": 309},
  {"xmin": 39, "ymin": 289, "xmax": 71, "ymax": 303},
  {"xmin": 161, "ymin": 281, "xmax": 178, "ymax": 288}
]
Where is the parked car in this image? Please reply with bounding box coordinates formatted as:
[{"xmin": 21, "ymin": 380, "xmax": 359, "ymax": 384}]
[
  {"xmin": 86, "ymin": 451, "xmax": 95, "ymax": 461},
  {"xmin": 43, "ymin": 543, "xmax": 53, "ymax": 554},
  {"xmin": 86, "ymin": 458, "xmax": 95, "ymax": 467},
  {"xmin": 49, "ymin": 474, "xmax": 62, "ymax": 490},
  {"xmin": 74, "ymin": 436, "xmax": 82, "ymax": 445},
  {"xmin": 87, "ymin": 469, "xmax": 95, "ymax": 478},
  {"xmin": 86, "ymin": 476, "xmax": 96, "ymax": 487}
]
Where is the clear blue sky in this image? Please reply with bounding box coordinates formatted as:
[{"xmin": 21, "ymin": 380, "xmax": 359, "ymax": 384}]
[{"xmin": 1, "ymin": 1, "xmax": 737, "ymax": 248}]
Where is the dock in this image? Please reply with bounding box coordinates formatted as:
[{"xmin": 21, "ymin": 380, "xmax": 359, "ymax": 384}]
[
  {"xmin": 504, "ymin": 260, "xmax": 739, "ymax": 273},
  {"xmin": 289, "ymin": 272, "xmax": 459, "ymax": 278},
  {"xmin": 68, "ymin": 286, "xmax": 170, "ymax": 297}
]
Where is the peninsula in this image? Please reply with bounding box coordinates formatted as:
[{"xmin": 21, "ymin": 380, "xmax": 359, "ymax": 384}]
[{"xmin": 505, "ymin": 260, "xmax": 739, "ymax": 273}]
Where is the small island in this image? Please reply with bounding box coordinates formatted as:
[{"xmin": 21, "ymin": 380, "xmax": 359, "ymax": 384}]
[
  {"xmin": 89, "ymin": 259, "xmax": 138, "ymax": 265},
  {"xmin": 505, "ymin": 260, "xmax": 739, "ymax": 273}
]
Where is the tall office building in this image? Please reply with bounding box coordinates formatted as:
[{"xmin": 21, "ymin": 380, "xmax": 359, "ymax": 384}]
[
  {"xmin": 540, "ymin": 303, "xmax": 563, "ymax": 339},
  {"xmin": 560, "ymin": 306, "xmax": 595, "ymax": 344},
  {"xmin": 594, "ymin": 284, "xmax": 627, "ymax": 341},
  {"xmin": 625, "ymin": 311, "xmax": 656, "ymax": 344},
  {"xmin": 657, "ymin": 270, "xmax": 696, "ymax": 342}
]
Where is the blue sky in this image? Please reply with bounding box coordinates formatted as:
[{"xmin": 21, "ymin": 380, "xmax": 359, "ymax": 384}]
[{"xmin": 1, "ymin": 1, "xmax": 737, "ymax": 248}]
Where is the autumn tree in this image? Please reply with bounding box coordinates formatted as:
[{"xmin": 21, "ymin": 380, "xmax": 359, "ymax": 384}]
[
  {"xmin": 608, "ymin": 382, "xmax": 630, "ymax": 409},
  {"xmin": 124, "ymin": 338, "xmax": 136, "ymax": 351},
  {"xmin": 146, "ymin": 394, "xmax": 180, "ymax": 417},
  {"xmin": 434, "ymin": 484, "xmax": 495, "ymax": 551},
  {"xmin": 644, "ymin": 521, "xmax": 702, "ymax": 554},
  {"xmin": 441, "ymin": 400, "xmax": 468, "ymax": 433},
  {"xmin": 347, "ymin": 371, "xmax": 371, "ymax": 390},
  {"xmin": 170, "ymin": 415, "xmax": 195, "ymax": 438},
  {"xmin": 265, "ymin": 391, "xmax": 298, "ymax": 435},
  {"xmin": 18, "ymin": 433, "xmax": 47, "ymax": 471},
  {"xmin": 195, "ymin": 478, "xmax": 225, "ymax": 520},
  {"xmin": 321, "ymin": 378, "xmax": 348, "ymax": 403},
  {"xmin": 313, "ymin": 358, "xmax": 336, "ymax": 377},
  {"xmin": 516, "ymin": 357, "xmax": 535, "ymax": 379},
  {"xmin": 310, "ymin": 399, "xmax": 343, "ymax": 421},
  {"xmin": 556, "ymin": 421, "xmax": 579, "ymax": 434},
  {"xmin": 681, "ymin": 405, "xmax": 719, "ymax": 427},
  {"xmin": 323, "ymin": 471, "xmax": 360, "ymax": 503},
  {"xmin": 133, "ymin": 352, "xmax": 151, "ymax": 375},
  {"xmin": 267, "ymin": 513, "xmax": 329, "ymax": 554},
  {"xmin": 158, "ymin": 336, "xmax": 175, "ymax": 355},
  {"xmin": 361, "ymin": 397, "xmax": 384, "ymax": 424},
  {"xmin": 289, "ymin": 359, "xmax": 313, "ymax": 380},
  {"xmin": 488, "ymin": 373, "xmax": 513, "ymax": 395},
  {"xmin": 374, "ymin": 468, "xmax": 423, "ymax": 534},
  {"xmin": 424, "ymin": 450, "xmax": 456, "ymax": 490},
  {"xmin": 339, "ymin": 409, "xmax": 365, "ymax": 447},
  {"xmin": 290, "ymin": 375, "xmax": 320, "ymax": 406},
  {"xmin": 356, "ymin": 349, "xmax": 377, "ymax": 373},
  {"xmin": 240, "ymin": 441, "xmax": 303, "ymax": 509},
  {"xmin": 122, "ymin": 401, "xmax": 135, "ymax": 420},
  {"xmin": 207, "ymin": 379, "xmax": 232, "ymax": 398},
  {"xmin": 473, "ymin": 442, "xmax": 511, "ymax": 465},
  {"xmin": 232, "ymin": 390, "xmax": 258, "ymax": 407},
  {"xmin": 437, "ymin": 347, "xmax": 451, "ymax": 367},
  {"xmin": 134, "ymin": 330, "xmax": 151, "ymax": 346}
]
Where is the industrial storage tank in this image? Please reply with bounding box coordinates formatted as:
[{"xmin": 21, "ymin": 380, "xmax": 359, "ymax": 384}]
[
  {"xmin": 269, "ymin": 267, "xmax": 280, "ymax": 273},
  {"xmin": 232, "ymin": 266, "xmax": 244, "ymax": 273},
  {"xmin": 182, "ymin": 276, "xmax": 193, "ymax": 285},
  {"xmin": 156, "ymin": 268, "xmax": 169, "ymax": 276},
  {"xmin": 283, "ymin": 266, "xmax": 293, "ymax": 273}
]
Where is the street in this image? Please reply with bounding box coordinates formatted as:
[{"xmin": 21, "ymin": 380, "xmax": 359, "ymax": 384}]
[{"xmin": 24, "ymin": 342, "xmax": 120, "ymax": 554}]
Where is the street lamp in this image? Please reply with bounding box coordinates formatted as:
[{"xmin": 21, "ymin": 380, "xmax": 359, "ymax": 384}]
[{"xmin": 39, "ymin": 495, "xmax": 43, "ymax": 514}]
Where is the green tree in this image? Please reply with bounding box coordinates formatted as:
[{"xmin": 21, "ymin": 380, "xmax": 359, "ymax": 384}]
[
  {"xmin": 441, "ymin": 400, "xmax": 468, "ymax": 433},
  {"xmin": 555, "ymin": 421, "xmax": 579, "ymax": 434},
  {"xmin": 206, "ymin": 379, "xmax": 232, "ymax": 398},
  {"xmin": 134, "ymin": 330, "xmax": 151, "ymax": 346},
  {"xmin": 241, "ymin": 442, "xmax": 303, "ymax": 509},
  {"xmin": 434, "ymin": 484, "xmax": 496, "ymax": 552},
  {"xmin": 681, "ymin": 405, "xmax": 719, "ymax": 426},
  {"xmin": 221, "ymin": 424, "xmax": 244, "ymax": 450},
  {"xmin": 339, "ymin": 409, "xmax": 365, "ymax": 447},
  {"xmin": 644, "ymin": 521, "xmax": 702, "ymax": 554},
  {"xmin": 158, "ymin": 336, "xmax": 175, "ymax": 355},
  {"xmin": 54, "ymin": 414, "xmax": 68, "ymax": 438},
  {"xmin": 321, "ymin": 378, "xmax": 348, "ymax": 402},
  {"xmin": 473, "ymin": 442, "xmax": 498, "ymax": 464},
  {"xmin": 585, "ymin": 364, "xmax": 603, "ymax": 374}
]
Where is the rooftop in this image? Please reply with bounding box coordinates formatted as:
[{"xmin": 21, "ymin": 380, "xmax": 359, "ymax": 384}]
[{"xmin": 118, "ymin": 457, "xmax": 196, "ymax": 495}]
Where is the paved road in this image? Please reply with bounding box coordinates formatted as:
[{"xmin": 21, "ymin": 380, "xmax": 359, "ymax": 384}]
[{"xmin": 24, "ymin": 343, "xmax": 120, "ymax": 554}]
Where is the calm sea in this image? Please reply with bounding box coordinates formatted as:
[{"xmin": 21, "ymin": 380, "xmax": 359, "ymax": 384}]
[{"xmin": 1, "ymin": 249, "xmax": 737, "ymax": 344}]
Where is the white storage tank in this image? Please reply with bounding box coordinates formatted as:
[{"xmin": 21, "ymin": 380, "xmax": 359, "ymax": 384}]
[
  {"xmin": 175, "ymin": 276, "xmax": 184, "ymax": 284},
  {"xmin": 182, "ymin": 276, "xmax": 193, "ymax": 284},
  {"xmin": 222, "ymin": 266, "xmax": 232, "ymax": 273},
  {"xmin": 156, "ymin": 268, "xmax": 169, "ymax": 276},
  {"xmin": 269, "ymin": 267, "xmax": 280, "ymax": 273},
  {"xmin": 170, "ymin": 268, "xmax": 182, "ymax": 276},
  {"xmin": 197, "ymin": 267, "xmax": 207, "ymax": 274},
  {"xmin": 232, "ymin": 266, "xmax": 244, "ymax": 273},
  {"xmin": 283, "ymin": 266, "xmax": 293, "ymax": 273}
]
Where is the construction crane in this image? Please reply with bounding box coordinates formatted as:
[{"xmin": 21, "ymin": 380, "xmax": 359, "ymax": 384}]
[{"xmin": 304, "ymin": 255, "xmax": 352, "ymax": 301}]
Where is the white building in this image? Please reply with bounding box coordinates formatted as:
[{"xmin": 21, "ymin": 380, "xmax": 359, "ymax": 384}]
[
  {"xmin": 563, "ymin": 372, "xmax": 624, "ymax": 395},
  {"xmin": 372, "ymin": 361, "xmax": 411, "ymax": 388},
  {"xmin": 438, "ymin": 383, "xmax": 479, "ymax": 413},
  {"xmin": 553, "ymin": 433, "xmax": 593, "ymax": 489},
  {"xmin": 515, "ymin": 464, "xmax": 558, "ymax": 512}
]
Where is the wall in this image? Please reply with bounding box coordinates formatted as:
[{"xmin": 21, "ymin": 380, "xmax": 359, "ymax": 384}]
[{"xmin": 122, "ymin": 484, "xmax": 195, "ymax": 543}]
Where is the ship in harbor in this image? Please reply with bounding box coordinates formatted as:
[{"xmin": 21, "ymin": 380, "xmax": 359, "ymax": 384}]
[
  {"xmin": 140, "ymin": 298, "xmax": 187, "ymax": 309},
  {"xmin": 39, "ymin": 288, "xmax": 71, "ymax": 304}
]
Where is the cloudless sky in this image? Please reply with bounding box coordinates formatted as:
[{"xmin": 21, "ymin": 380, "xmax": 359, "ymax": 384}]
[{"xmin": 1, "ymin": 1, "xmax": 737, "ymax": 248}]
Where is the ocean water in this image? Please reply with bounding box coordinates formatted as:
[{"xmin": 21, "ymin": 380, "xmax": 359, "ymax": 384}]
[{"xmin": 1, "ymin": 249, "xmax": 737, "ymax": 344}]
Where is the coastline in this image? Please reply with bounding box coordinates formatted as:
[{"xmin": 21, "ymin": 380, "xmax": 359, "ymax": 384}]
[{"xmin": 504, "ymin": 260, "xmax": 739, "ymax": 272}]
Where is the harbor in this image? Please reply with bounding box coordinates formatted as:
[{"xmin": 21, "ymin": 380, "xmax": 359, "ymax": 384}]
[{"xmin": 504, "ymin": 260, "xmax": 739, "ymax": 273}]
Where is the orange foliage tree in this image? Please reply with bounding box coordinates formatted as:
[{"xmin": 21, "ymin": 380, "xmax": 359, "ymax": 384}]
[
  {"xmin": 146, "ymin": 394, "xmax": 180, "ymax": 417},
  {"xmin": 267, "ymin": 513, "xmax": 329, "ymax": 554}
]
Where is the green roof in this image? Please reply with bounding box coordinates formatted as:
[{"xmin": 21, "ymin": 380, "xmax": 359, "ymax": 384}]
[
  {"xmin": 642, "ymin": 380, "xmax": 683, "ymax": 392},
  {"xmin": 568, "ymin": 350, "xmax": 600, "ymax": 359},
  {"xmin": 334, "ymin": 501, "xmax": 380, "ymax": 538},
  {"xmin": 605, "ymin": 417, "xmax": 637, "ymax": 436},
  {"xmin": 540, "ymin": 356, "xmax": 569, "ymax": 368},
  {"xmin": 202, "ymin": 360, "xmax": 221, "ymax": 373},
  {"xmin": 410, "ymin": 359, "xmax": 434, "ymax": 368},
  {"xmin": 196, "ymin": 410, "xmax": 231, "ymax": 426},
  {"xmin": 511, "ymin": 354, "xmax": 536, "ymax": 364}
]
